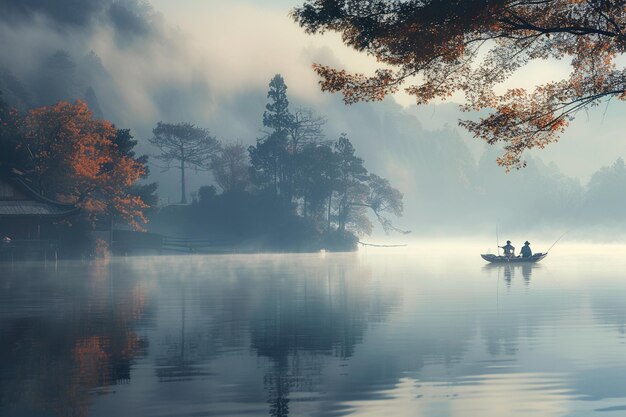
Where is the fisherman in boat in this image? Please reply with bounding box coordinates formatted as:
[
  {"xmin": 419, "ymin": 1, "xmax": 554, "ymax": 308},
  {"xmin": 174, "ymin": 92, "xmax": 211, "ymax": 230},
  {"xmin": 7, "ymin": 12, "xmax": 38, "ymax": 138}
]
[
  {"xmin": 499, "ymin": 240, "xmax": 515, "ymax": 257},
  {"xmin": 520, "ymin": 241, "xmax": 532, "ymax": 258}
]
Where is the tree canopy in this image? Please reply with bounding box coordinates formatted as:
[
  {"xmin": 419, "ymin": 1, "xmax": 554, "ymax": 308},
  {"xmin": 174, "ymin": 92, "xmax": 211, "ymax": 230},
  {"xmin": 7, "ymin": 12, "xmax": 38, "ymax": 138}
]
[
  {"xmin": 247, "ymin": 75, "xmax": 405, "ymax": 237},
  {"xmin": 23, "ymin": 101, "xmax": 149, "ymax": 229},
  {"xmin": 149, "ymin": 122, "xmax": 219, "ymax": 203},
  {"xmin": 210, "ymin": 142, "xmax": 250, "ymax": 193},
  {"xmin": 293, "ymin": 0, "xmax": 626, "ymax": 169}
]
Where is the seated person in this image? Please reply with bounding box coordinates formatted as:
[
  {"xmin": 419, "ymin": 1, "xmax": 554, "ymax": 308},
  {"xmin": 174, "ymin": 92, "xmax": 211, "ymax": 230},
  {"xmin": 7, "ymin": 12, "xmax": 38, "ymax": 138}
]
[
  {"xmin": 499, "ymin": 240, "xmax": 515, "ymax": 257},
  {"xmin": 520, "ymin": 241, "xmax": 532, "ymax": 258}
]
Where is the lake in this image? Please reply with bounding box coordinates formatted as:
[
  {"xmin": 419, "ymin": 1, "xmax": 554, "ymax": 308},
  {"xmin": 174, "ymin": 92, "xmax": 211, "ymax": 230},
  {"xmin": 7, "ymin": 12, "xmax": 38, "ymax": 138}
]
[{"xmin": 2, "ymin": 244, "xmax": 626, "ymax": 417}]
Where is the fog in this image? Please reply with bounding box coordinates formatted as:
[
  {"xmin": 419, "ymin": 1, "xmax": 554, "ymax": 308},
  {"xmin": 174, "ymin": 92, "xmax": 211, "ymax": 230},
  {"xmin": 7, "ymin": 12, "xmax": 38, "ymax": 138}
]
[
  {"xmin": 1, "ymin": 0, "xmax": 626, "ymax": 239},
  {"xmin": 5, "ymin": 245, "xmax": 626, "ymax": 416}
]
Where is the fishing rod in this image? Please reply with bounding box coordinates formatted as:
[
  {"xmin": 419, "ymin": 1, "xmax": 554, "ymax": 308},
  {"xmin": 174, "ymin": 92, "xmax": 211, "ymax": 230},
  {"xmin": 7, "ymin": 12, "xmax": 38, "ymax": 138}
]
[
  {"xmin": 546, "ymin": 230, "xmax": 571, "ymax": 254},
  {"xmin": 496, "ymin": 224, "xmax": 500, "ymax": 255},
  {"xmin": 359, "ymin": 241, "xmax": 407, "ymax": 248}
]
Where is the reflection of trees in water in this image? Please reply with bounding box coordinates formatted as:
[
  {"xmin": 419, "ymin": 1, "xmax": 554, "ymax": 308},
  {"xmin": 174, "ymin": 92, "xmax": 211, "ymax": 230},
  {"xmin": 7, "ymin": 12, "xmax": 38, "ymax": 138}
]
[
  {"xmin": 149, "ymin": 259, "xmax": 259, "ymax": 382},
  {"xmin": 248, "ymin": 257, "xmax": 399, "ymax": 417},
  {"xmin": 265, "ymin": 364, "xmax": 291, "ymax": 417},
  {"xmin": 250, "ymin": 259, "xmax": 396, "ymax": 357},
  {"xmin": 8, "ymin": 255, "xmax": 617, "ymax": 416},
  {"xmin": 137, "ymin": 255, "xmax": 400, "ymax": 407},
  {"xmin": 153, "ymin": 281, "xmax": 220, "ymax": 382},
  {"xmin": 136, "ymin": 255, "xmax": 399, "ymax": 416},
  {"xmin": 141, "ymin": 255, "xmax": 400, "ymax": 417},
  {"xmin": 0, "ymin": 262, "xmax": 150, "ymax": 417}
]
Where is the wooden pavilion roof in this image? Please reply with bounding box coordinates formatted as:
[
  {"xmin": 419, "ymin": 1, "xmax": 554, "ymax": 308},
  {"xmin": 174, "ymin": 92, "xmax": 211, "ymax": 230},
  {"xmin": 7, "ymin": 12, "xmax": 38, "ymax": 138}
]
[{"xmin": 0, "ymin": 171, "xmax": 79, "ymax": 218}]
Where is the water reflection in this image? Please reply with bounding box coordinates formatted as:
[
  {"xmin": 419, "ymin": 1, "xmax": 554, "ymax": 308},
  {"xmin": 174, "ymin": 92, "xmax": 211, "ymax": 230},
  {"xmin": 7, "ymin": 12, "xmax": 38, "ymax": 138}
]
[
  {"xmin": 340, "ymin": 373, "xmax": 572, "ymax": 417},
  {"xmin": 0, "ymin": 261, "xmax": 149, "ymax": 417},
  {"xmin": 2, "ymin": 250, "xmax": 626, "ymax": 416},
  {"xmin": 483, "ymin": 263, "xmax": 538, "ymax": 287}
]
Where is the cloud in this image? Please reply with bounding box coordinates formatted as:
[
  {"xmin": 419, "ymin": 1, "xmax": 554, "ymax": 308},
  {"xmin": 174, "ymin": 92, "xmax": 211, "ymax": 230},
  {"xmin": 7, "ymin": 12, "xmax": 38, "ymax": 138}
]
[
  {"xmin": 0, "ymin": 0, "xmax": 105, "ymax": 28},
  {"xmin": 0, "ymin": 0, "xmax": 155, "ymax": 39}
]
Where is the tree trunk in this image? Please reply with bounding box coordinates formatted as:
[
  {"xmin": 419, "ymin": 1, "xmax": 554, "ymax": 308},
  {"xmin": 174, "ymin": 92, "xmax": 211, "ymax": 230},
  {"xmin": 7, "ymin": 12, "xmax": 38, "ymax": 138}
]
[
  {"xmin": 338, "ymin": 194, "xmax": 347, "ymax": 232},
  {"xmin": 181, "ymin": 159, "xmax": 187, "ymax": 204},
  {"xmin": 274, "ymin": 157, "xmax": 278, "ymax": 196},
  {"xmin": 327, "ymin": 193, "xmax": 332, "ymax": 231}
]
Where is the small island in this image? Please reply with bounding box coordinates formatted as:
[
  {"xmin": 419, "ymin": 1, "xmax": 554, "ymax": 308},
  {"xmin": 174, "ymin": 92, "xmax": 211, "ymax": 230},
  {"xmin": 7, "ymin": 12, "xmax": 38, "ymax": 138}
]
[{"xmin": 0, "ymin": 75, "xmax": 405, "ymax": 258}]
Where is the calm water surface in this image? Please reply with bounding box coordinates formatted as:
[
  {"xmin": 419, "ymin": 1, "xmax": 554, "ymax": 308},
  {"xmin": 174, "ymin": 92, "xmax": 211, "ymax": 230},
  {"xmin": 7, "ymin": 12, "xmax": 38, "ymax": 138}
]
[{"xmin": 2, "ymin": 245, "xmax": 626, "ymax": 416}]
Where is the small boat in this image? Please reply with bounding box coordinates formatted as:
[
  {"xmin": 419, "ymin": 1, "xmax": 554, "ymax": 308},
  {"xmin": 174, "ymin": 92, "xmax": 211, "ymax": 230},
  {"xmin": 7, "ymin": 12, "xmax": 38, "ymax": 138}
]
[{"xmin": 481, "ymin": 253, "xmax": 547, "ymax": 263}]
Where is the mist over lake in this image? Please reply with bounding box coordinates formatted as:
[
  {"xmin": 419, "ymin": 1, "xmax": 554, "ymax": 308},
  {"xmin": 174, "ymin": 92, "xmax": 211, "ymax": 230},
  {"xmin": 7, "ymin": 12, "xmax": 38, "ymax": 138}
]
[
  {"xmin": 2, "ymin": 245, "xmax": 626, "ymax": 417},
  {"xmin": 1, "ymin": 1, "xmax": 626, "ymax": 416}
]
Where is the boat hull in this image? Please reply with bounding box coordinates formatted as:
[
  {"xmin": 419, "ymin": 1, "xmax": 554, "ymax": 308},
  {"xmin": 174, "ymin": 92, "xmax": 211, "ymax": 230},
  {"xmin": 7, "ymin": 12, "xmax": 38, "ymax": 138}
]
[{"xmin": 481, "ymin": 253, "xmax": 547, "ymax": 263}]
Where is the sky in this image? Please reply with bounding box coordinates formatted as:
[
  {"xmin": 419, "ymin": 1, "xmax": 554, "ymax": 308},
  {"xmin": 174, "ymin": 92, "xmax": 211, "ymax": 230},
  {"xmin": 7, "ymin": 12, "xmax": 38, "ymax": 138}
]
[
  {"xmin": 0, "ymin": 0, "xmax": 625, "ymax": 221},
  {"xmin": 146, "ymin": 0, "xmax": 626, "ymax": 181}
]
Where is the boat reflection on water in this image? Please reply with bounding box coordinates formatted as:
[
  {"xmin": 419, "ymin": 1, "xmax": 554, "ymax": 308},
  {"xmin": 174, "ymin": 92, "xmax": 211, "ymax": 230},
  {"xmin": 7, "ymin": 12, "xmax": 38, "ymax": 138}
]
[{"xmin": 483, "ymin": 262, "xmax": 539, "ymax": 286}]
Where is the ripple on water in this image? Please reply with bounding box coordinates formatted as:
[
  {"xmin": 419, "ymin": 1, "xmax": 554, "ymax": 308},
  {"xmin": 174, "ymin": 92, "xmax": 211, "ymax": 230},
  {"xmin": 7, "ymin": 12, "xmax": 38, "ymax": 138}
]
[{"xmin": 1, "ymin": 249, "xmax": 626, "ymax": 416}]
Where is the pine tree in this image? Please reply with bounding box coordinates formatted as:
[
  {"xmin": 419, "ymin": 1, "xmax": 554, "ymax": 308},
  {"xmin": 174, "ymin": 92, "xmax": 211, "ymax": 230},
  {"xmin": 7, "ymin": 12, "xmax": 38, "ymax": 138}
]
[{"xmin": 250, "ymin": 75, "xmax": 294, "ymax": 197}]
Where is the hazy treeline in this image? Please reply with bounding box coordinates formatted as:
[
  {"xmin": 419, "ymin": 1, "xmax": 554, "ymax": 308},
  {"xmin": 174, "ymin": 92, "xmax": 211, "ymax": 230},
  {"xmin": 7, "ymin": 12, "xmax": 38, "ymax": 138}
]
[
  {"xmin": 375, "ymin": 121, "xmax": 626, "ymax": 236},
  {"xmin": 0, "ymin": 72, "xmax": 404, "ymax": 252},
  {"xmin": 150, "ymin": 75, "xmax": 404, "ymax": 251}
]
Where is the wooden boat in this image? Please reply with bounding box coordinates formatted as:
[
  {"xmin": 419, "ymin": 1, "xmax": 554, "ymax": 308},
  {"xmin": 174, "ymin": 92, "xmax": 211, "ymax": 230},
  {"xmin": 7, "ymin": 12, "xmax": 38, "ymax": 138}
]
[{"xmin": 481, "ymin": 253, "xmax": 547, "ymax": 263}]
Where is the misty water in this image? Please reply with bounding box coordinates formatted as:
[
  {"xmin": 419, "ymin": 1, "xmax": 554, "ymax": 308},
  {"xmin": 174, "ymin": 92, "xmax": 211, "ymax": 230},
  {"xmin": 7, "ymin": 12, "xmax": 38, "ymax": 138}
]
[{"xmin": 2, "ymin": 245, "xmax": 626, "ymax": 417}]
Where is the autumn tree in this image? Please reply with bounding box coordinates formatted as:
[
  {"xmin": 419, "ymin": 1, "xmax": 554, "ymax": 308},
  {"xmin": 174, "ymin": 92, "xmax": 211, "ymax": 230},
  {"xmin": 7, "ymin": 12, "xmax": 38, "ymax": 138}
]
[
  {"xmin": 23, "ymin": 100, "xmax": 148, "ymax": 229},
  {"xmin": 149, "ymin": 122, "xmax": 219, "ymax": 203},
  {"xmin": 293, "ymin": 0, "xmax": 626, "ymax": 169}
]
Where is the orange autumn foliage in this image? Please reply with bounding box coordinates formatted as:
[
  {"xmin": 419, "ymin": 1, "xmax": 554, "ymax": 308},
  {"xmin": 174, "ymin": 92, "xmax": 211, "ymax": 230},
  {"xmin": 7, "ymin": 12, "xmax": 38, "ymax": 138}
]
[
  {"xmin": 294, "ymin": 0, "xmax": 626, "ymax": 169},
  {"xmin": 24, "ymin": 100, "xmax": 148, "ymax": 229}
]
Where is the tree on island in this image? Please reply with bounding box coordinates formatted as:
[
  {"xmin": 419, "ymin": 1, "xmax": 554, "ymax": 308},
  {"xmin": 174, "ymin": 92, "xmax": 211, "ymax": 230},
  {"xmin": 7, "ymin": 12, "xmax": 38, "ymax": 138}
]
[
  {"xmin": 247, "ymin": 75, "xmax": 406, "ymax": 239},
  {"xmin": 250, "ymin": 75, "xmax": 294, "ymax": 197},
  {"xmin": 294, "ymin": 142, "xmax": 337, "ymax": 221},
  {"xmin": 153, "ymin": 75, "xmax": 406, "ymax": 251},
  {"xmin": 149, "ymin": 122, "xmax": 219, "ymax": 203},
  {"xmin": 210, "ymin": 142, "xmax": 250, "ymax": 193},
  {"xmin": 293, "ymin": 1, "xmax": 626, "ymax": 169},
  {"xmin": 287, "ymin": 107, "xmax": 327, "ymax": 153},
  {"xmin": 251, "ymin": 75, "xmax": 329, "ymax": 201},
  {"xmin": 332, "ymin": 135, "xmax": 404, "ymax": 235}
]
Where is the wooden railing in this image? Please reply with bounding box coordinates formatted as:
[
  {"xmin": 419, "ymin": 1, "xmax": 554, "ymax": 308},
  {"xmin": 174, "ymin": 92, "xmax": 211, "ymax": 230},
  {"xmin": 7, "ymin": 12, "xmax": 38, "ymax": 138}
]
[{"xmin": 161, "ymin": 236, "xmax": 240, "ymax": 254}]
